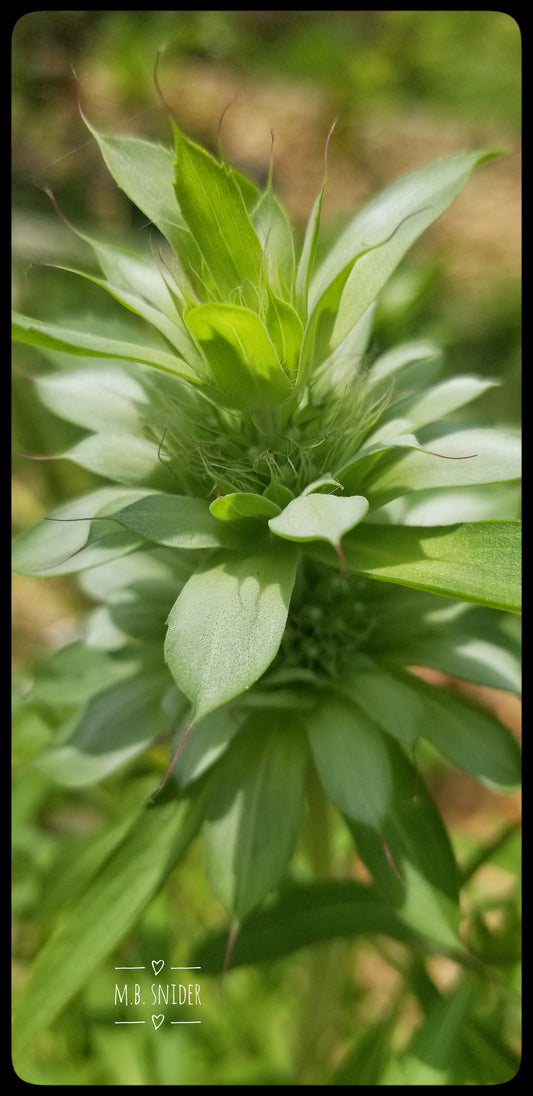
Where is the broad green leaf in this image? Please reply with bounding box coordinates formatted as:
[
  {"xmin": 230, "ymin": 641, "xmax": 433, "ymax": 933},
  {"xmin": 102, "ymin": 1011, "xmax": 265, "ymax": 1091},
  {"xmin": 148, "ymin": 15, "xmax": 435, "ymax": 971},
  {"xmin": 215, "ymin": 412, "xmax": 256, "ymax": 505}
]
[
  {"xmin": 323, "ymin": 520, "xmax": 521, "ymax": 613},
  {"xmin": 191, "ymin": 880, "xmax": 419, "ymax": 971},
  {"xmin": 414, "ymin": 675, "xmax": 521, "ymax": 790},
  {"xmin": 11, "ymin": 487, "xmax": 151, "ymax": 576},
  {"xmin": 209, "ymin": 491, "xmax": 280, "ymax": 525},
  {"xmin": 365, "ymin": 427, "xmax": 521, "ymax": 503},
  {"xmin": 12, "ymin": 779, "xmax": 211, "ymax": 1058},
  {"xmin": 375, "ymin": 482, "xmax": 522, "ymax": 527},
  {"xmin": 112, "ymin": 492, "xmax": 230, "ymax": 548},
  {"xmin": 348, "ymin": 739, "xmax": 461, "ymax": 949},
  {"xmin": 184, "ymin": 302, "xmax": 292, "ymax": 409},
  {"xmin": 35, "ymin": 366, "xmax": 149, "ymax": 435},
  {"xmin": 391, "ymin": 375, "xmax": 498, "ymax": 430},
  {"xmin": 36, "ymin": 669, "xmax": 178, "ymax": 786},
  {"xmin": 310, "ymin": 150, "xmax": 494, "ymax": 345},
  {"xmin": 269, "ymin": 492, "xmax": 369, "ymax": 553},
  {"xmin": 305, "ymin": 694, "xmax": 392, "ymax": 826},
  {"xmin": 63, "ymin": 433, "xmax": 174, "ymax": 488},
  {"xmin": 164, "ymin": 541, "xmax": 299, "ymax": 722},
  {"xmin": 173, "ymin": 124, "xmax": 263, "ymax": 307},
  {"xmin": 367, "ymin": 340, "xmax": 443, "ymax": 391},
  {"xmin": 12, "ymin": 311, "xmax": 199, "ymax": 382},
  {"xmin": 203, "ymin": 710, "xmax": 308, "ymax": 919}
]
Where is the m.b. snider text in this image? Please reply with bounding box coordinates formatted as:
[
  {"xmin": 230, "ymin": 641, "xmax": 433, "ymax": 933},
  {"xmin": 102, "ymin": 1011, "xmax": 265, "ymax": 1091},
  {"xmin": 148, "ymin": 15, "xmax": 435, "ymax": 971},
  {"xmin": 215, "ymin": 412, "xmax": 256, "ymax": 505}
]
[{"xmin": 115, "ymin": 983, "xmax": 201, "ymax": 1006}]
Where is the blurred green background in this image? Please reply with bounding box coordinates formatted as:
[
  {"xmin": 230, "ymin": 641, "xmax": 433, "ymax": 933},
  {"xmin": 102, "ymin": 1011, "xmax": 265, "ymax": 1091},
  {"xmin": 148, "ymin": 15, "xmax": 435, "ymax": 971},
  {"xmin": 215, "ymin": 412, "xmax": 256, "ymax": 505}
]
[{"xmin": 12, "ymin": 11, "xmax": 521, "ymax": 1085}]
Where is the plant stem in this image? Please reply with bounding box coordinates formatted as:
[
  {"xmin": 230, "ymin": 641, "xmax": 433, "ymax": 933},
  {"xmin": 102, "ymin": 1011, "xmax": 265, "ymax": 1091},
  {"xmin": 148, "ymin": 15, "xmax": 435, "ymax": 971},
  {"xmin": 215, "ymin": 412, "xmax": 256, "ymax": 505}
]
[{"xmin": 292, "ymin": 763, "xmax": 346, "ymax": 1083}]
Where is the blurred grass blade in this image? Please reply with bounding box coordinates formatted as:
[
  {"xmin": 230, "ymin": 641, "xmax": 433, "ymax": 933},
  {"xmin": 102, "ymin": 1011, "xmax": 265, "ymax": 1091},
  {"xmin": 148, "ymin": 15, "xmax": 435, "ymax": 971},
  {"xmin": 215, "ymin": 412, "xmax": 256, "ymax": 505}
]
[{"xmin": 12, "ymin": 778, "xmax": 212, "ymax": 1059}]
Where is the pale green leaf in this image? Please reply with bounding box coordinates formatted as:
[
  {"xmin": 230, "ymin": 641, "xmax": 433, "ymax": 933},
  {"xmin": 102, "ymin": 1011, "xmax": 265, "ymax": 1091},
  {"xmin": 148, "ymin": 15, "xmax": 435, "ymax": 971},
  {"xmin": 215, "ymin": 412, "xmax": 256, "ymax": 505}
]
[
  {"xmin": 337, "ymin": 433, "xmax": 427, "ymax": 491},
  {"xmin": 367, "ymin": 341, "xmax": 443, "ymax": 391},
  {"xmin": 12, "ymin": 311, "xmax": 199, "ymax": 382},
  {"xmin": 366, "ymin": 427, "xmax": 521, "ymax": 503},
  {"xmin": 47, "ymin": 261, "xmax": 201, "ymax": 364},
  {"xmin": 31, "ymin": 642, "xmax": 138, "ymax": 707},
  {"xmin": 403, "ymin": 632, "xmax": 522, "ymax": 697},
  {"xmin": 164, "ymin": 541, "xmax": 299, "ymax": 722},
  {"xmin": 83, "ymin": 120, "xmax": 202, "ymax": 277},
  {"xmin": 346, "ymin": 585, "xmax": 522, "ymax": 694},
  {"xmin": 64, "ymin": 433, "xmax": 174, "ymax": 488},
  {"xmin": 36, "ymin": 366, "xmax": 149, "ymax": 435},
  {"xmin": 373, "ymin": 483, "xmax": 522, "ymax": 527},
  {"xmin": 311, "ymin": 303, "xmax": 375, "ymax": 397},
  {"xmin": 311, "ymin": 150, "xmax": 494, "ymax": 345},
  {"xmin": 89, "ymin": 237, "xmax": 186, "ymax": 319},
  {"xmin": 298, "ymin": 253, "xmax": 363, "ymax": 380},
  {"xmin": 11, "ymin": 487, "xmax": 151, "ymax": 576},
  {"xmin": 269, "ymin": 492, "xmax": 369, "ymax": 550},
  {"xmin": 393, "ymin": 375, "xmax": 498, "ymax": 429}
]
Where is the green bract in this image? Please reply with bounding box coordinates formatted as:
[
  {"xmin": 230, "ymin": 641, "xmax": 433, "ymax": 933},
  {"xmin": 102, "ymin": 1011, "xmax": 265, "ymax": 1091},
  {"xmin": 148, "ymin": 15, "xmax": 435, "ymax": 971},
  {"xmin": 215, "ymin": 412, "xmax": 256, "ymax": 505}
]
[{"xmin": 12, "ymin": 116, "xmax": 520, "ymax": 1044}]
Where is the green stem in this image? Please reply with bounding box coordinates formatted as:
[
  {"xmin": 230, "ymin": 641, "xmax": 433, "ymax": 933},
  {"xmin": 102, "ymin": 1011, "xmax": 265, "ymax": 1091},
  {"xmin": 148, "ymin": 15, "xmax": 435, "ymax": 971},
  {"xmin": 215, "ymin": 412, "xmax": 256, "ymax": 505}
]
[{"xmin": 292, "ymin": 764, "xmax": 346, "ymax": 1083}]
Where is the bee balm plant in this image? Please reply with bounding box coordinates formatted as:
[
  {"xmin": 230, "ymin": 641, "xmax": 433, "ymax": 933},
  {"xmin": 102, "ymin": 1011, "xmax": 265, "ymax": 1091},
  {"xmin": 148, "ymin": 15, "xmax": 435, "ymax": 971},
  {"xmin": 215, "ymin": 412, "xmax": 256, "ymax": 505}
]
[{"xmin": 12, "ymin": 113, "xmax": 521, "ymax": 1078}]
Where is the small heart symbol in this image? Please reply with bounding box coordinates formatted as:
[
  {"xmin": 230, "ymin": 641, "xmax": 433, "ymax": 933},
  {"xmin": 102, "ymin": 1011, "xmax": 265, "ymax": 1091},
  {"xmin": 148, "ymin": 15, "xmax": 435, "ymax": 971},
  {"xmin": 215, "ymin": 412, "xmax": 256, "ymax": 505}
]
[
  {"xmin": 152, "ymin": 959, "xmax": 164, "ymax": 975},
  {"xmin": 152, "ymin": 1014, "xmax": 164, "ymax": 1030}
]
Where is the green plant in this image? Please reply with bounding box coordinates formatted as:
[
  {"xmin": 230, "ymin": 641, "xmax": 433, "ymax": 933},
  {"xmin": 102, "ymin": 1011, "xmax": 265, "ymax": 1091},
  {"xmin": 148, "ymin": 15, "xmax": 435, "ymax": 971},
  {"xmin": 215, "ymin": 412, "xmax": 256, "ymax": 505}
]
[{"xmin": 12, "ymin": 113, "xmax": 521, "ymax": 1083}]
